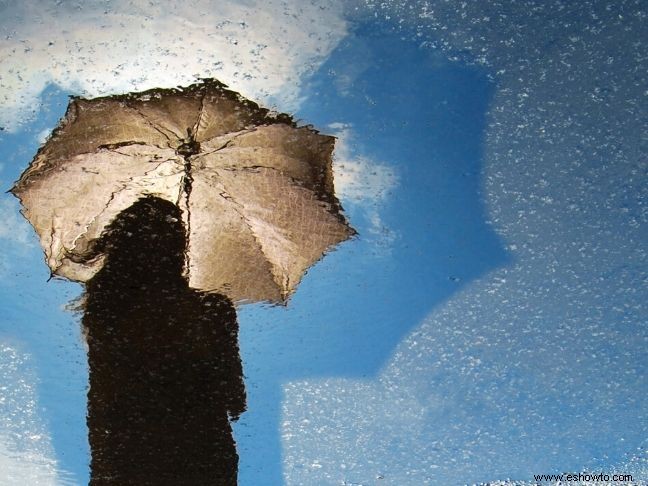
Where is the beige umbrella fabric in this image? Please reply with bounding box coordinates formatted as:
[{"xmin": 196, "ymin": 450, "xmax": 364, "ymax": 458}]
[{"xmin": 11, "ymin": 80, "xmax": 354, "ymax": 304}]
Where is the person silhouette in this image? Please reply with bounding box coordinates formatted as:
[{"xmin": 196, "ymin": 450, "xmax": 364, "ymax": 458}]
[{"xmin": 82, "ymin": 196, "xmax": 246, "ymax": 485}]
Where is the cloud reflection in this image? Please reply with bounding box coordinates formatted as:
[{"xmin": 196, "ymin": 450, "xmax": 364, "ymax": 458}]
[
  {"xmin": 0, "ymin": 345, "xmax": 73, "ymax": 485},
  {"xmin": 0, "ymin": 0, "xmax": 347, "ymax": 131}
]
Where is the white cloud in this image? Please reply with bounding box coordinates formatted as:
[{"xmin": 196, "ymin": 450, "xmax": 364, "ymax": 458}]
[
  {"xmin": 331, "ymin": 124, "xmax": 398, "ymax": 203},
  {"xmin": 0, "ymin": 440, "xmax": 65, "ymax": 486},
  {"xmin": 35, "ymin": 128, "xmax": 51, "ymax": 145},
  {"xmin": 330, "ymin": 124, "xmax": 398, "ymax": 250},
  {"xmin": 0, "ymin": 198, "xmax": 33, "ymax": 246},
  {"xmin": 283, "ymin": 261, "xmax": 647, "ymax": 484},
  {"xmin": 0, "ymin": 0, "xmax": 347, "ymax": 131},
  {"xmin": 0, "ymin": 344, "xmax": 73, "ymax": 486}
]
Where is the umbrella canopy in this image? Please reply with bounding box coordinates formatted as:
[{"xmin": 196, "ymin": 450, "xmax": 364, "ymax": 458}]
[{"xmin": 11, "ymin": 79, "xmax": 354, "ymax": 304}]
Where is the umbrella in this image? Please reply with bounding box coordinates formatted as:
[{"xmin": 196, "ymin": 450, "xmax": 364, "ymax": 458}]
[{"xmin": 11, "ymin": 79, "xmax": 354, "ymax": 304}]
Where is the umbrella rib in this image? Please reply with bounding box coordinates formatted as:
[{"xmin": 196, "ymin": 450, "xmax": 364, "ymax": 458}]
[
  {"xmin": 210, "ymin": 169, "xmax": 281, "ymax": 289},
  {"xmin": 199, "ymin": 139, "xmax": 236, "ymax": 157},
  {"xmin": 105, "ymin": 145, "xmax": 179, "ymax": 162},
  {"xmin": 125, "ymin": 105, "xmax": 176, "ymax": 146},
  {"xmin": 49, "ymin": 220, "xmax": 58, "ymax": 268},
  {"xmin": 100, "ymin": 143, "xmax": 166, "ymax": 158},
  {"xmin": 190, "ymin": 90, "xmax": 207, "ymax": 140},
  {"xmin": 110, "ymin": 147, "xmax": 145, "ymax": 157},
  {"xmin": 197, "ymin": 130, "xmax": 254, "ymax": 156},
  {"xmin": 98, "ymin": 141, "xmax": 148, "ymax": 152},
  {"xmin": 199, "ymin": 165, "xmax": 325, "ymax": 202},
  {"xmin": 182, "ymin": 159, "xmax": 194, "ymax": 274}
]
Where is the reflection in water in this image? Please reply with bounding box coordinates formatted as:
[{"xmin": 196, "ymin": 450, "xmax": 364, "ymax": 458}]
[{"xmin": 82, "ymin": 197, "xmax": 246, "ymax": 485}]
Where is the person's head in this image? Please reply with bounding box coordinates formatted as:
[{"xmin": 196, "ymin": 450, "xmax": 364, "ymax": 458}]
[{"xmin": 92, "ymin": 196, "xmax": 187, "ymax": 282}]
